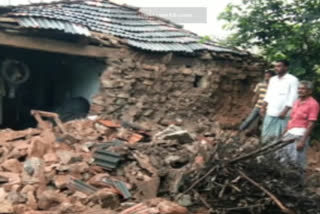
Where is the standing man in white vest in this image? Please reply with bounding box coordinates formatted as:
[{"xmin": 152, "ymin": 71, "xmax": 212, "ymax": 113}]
[{"xmin": 260, "ymin": 60, "xmax": 299, "ymax": 143}]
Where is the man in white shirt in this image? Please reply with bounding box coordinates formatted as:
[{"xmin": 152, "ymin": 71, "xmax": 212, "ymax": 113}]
[{"xmin": 260, "ymin": 60, "xmax": 299, "ymax": 143}]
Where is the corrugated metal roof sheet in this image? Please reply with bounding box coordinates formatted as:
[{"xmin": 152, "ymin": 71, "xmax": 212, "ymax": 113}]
[{"xmin": 0, "ymin": 0, "xmax": 245, "ymax": 54}]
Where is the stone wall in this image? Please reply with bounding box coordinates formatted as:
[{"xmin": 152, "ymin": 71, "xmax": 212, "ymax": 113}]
[{"xmin": 91, "ymin": 48, "xmax": 266, "ymax": 132}]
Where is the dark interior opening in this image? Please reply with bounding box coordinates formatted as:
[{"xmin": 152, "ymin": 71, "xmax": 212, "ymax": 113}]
[
  {"xmin": 0, "ymin": 46, "xmax": 105, "ymax": 130},
  {"xmin": 193, "ymin": 75, "xmax": 203, "ymax": 88}
]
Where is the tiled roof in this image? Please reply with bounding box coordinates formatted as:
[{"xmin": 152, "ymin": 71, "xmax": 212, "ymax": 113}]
[{"xmin": 1, "ymin": 0, "xmax": 246, "ymax": 55}]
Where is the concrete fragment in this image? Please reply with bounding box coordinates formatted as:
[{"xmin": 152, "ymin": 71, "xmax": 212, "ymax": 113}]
[
  {"xmin": 154, "ymin": 125, "xmax": 194, "ymax": 144},
  {"xmin": 22, "ymin": 157, "xmax": 45, "ymax": 185},
  {"xmin": 164, "ymin": 130, "xmax": 194, "ymax": 144},
  {"xmin": 176, "ymin": 194, "xmax": 193, "ymax": 207},
  {"xmin": 56, "ymin": 150, "xmax": 75, "ymax": 164},
  {"xmin": 116, "ymin": 128, "xmax": 133, "ymax": 141}
]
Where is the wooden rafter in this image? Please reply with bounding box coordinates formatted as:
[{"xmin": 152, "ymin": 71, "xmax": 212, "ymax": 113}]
[{"xmin": 0, "ymin": 31, "xmax": 121, "ymax": 58}]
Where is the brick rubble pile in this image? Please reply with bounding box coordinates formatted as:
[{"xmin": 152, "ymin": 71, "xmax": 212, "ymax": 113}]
[{"xmin": 0, "ymin": 112, "xmax": 319, "ymax": 214}]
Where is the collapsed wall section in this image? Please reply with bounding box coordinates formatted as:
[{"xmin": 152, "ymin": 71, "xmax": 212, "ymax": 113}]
[{"xmin": 91, "ymin": 49, "xmax": 265, "ymax": 132}]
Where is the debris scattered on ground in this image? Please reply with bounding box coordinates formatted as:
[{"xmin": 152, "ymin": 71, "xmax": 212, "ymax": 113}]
[{"xmin": 0, "ymin": 111, "xmax": 319, "ymax": 214}]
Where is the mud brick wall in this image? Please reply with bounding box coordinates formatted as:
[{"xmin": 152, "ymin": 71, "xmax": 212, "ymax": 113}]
[{"xmin": 92, "ymin": 48, "xmax": 265, "ymax": 132}]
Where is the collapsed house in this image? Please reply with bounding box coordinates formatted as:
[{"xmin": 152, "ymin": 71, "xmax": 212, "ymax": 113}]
[
  {"xmin": 0, "ymin": 2, "xmax": 320, "ymax": 214},
  {"xmin": 0, "ymin": 0, "xmax": 265, "ymax": 130}
]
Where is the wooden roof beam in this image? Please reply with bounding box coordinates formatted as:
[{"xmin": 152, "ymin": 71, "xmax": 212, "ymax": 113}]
[{"xmin": 0, "ymin": 31, "xmax": 121, "ymax": 58}]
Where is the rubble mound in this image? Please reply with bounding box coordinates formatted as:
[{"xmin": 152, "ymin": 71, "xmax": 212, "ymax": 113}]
[{"xmin": 0, "ymin": 115, "xmax": 319, "ymax": 214}]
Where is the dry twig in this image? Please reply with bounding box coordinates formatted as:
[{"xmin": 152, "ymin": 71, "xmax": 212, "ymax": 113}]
[{"xmin": 238, "ymin": 170, "xmax": 295, "ymax": 214}]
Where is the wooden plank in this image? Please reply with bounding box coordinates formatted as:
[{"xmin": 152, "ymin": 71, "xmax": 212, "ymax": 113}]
[
  {"xmin": 0, "ymin": 17, "xmax": 19, "ymax": 24},
  {"xmin": 0, "ymin": 31, "xmax": 119, "ymax": 58}
]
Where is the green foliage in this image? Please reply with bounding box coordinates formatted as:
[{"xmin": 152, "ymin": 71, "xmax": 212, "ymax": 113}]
[
  {"xmin": 219, "ymin": 0, "xmax": 320, "ymax": 80},
  {"xmin": 219, "ymin": 0, "xmax": 320, "ymax": 138},
  {"xmin": 199, "ymin": 35, "xmax": 213, "ymax": 44}
]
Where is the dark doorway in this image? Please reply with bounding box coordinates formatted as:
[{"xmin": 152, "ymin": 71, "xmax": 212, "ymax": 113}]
[{"xmin": 0, "ymin": 46, "xmax": 105, "ymax": 129}]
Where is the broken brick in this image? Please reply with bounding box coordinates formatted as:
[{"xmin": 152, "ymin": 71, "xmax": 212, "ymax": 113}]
[
  {"xmin": 1, "ymin": 159, "xmax": 22, "ymax": 173},
  {"xmin": 97, "ymin": 120, "xmax": 121, "ymax": 128},
  {"xmin": 53, "ymin": 175, "xmax": 71, "ymax": 189},
  {"xmin": 88, "ymin": 173, "xmax": 110, "ymax": 187},
  {"xmin": 37, "ymin": 190, "xmax": 67, "ymax": 210},
  {"xmin": 119, "ymin": 203, "xmax": 149, "ymax": 214},
  {"xmin": 87, "ymin": 188, "xmax": 120, "ymax": 209},
  {"xmin": 20, "ymin": 185, "xmax": 37, "ymax": 210},
  {"xmin": 194, "ymin": 156, "xmax": 205, "ymax": 165},
  {"xmin": 13, "ymin": 204, "xmax": 32, "ymax": 214},
  {"xmin": 56, "ymin": 150, "xmax": 75, "ymax": 165},
  {"xmin": 43, "ymin": 152, "xmax": 59, "ymax": 163},
  {"xmin": 128, "ymin": 133, "xmax": 144, "ymax": 144},
  {"xmin": 69, "ymin": 162, "xmax": 89, "ymax": 175},
  {"xmin": 0, "ymin": 172, "xmax": 21, "ymax": 186},
  {"xmin": 120, "ymin": 198, "xmax": 188, "ymax": 214},
  {"xmin": 23, "ymin": 211, "xmax": 59, "ymax": 214},
  {"xmin": 0, "ymin": 200, "xmax": 14, "ymax": 213},
  {"xmin": 150, "ymin": 198, "xmax": 189, "ymax": 214},
  {"xmin": 28, "ymin": 137, "xmax": 49, "ymax": 158}
]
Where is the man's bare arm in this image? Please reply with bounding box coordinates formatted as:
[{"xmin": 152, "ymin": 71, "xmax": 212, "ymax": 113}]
[{"xmin": 279, "ymin": 106, "xmax": 291, "ymax": 119}]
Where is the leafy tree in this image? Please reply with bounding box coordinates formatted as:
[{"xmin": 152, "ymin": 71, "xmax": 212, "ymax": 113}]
[{"xmin": 219, "ymin": 0, "xmax": 320, "ymax": 80}]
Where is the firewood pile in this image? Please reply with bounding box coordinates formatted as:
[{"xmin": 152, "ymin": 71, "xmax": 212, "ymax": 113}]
[{"xmin": 179, "ymin": 137, "xmax": 320, "ymax": 214}]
